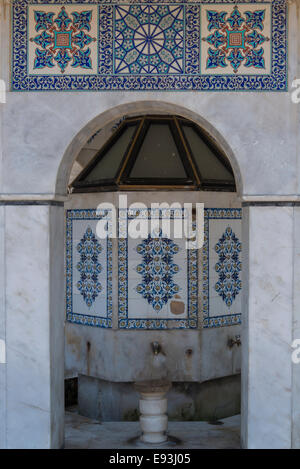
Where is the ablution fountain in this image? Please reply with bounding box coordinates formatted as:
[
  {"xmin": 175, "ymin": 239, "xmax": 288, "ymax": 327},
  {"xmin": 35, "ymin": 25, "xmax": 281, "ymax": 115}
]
[{"xmin": 134, "ymin": 342, "xmax": 171, "ymax": 444}]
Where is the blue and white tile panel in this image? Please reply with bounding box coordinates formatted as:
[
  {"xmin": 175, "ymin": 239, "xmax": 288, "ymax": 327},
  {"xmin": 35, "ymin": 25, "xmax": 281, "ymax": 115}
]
[
  {"xmin": 203, "ymin": 208, "xmax": 242, "ymax": 328},
  {"xmin": 66, "ymin": 209, "xmax": 113, "ymax": 328},
  {"xmin": 118, "ymin": 207, "xmax": 198, "ymax": 329},
  {"xmin": 12, "ymin": 0, "xmax": 287, "ymax": 91}
]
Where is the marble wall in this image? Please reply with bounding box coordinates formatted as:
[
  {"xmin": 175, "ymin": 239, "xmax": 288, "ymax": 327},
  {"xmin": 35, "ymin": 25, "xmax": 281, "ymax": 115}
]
[
  {"xmin": 0, "ymin": 205, "xmax": 6, "ymax": 448},
  {"xmin": 0, "ymin": 0, "xmax": 300, "ymax": 450},
  {"xmin": 292, "ymin": 207, "xmax": 300, "ymax": 448},
  {"xmin": 241, "ymin": 206, "xmax": 294, "ymax": 449},
  {"xmin": 3, "ymin": 204, "xmax": 64, "ymax": 449}
]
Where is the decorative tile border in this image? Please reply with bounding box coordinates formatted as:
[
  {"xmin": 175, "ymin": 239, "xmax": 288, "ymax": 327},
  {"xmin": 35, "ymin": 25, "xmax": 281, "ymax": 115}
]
[
  {"xmin": 118, "ymin": 208, "xmax": 198, "ymax": 329},
  {"xmin": 203, "ymin": 208, "xmax": 242, "ymax": 328},
  {"xmin": 12, "ymin": 0, "xmax": 287, "ymax": 91},
  {"xmin": 66, "ymin": 209, "xmax": 112, "ymax": 328}
]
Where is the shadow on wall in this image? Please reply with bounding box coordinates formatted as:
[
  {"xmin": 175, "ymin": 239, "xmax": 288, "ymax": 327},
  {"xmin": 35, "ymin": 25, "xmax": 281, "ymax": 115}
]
[
  {"xmin": 71, "ymin": 374, "xmax": 241, "ymax": 423},
  {"xmin": 65, "ymin": 377, "xmax": 78, "ymax": 408}
]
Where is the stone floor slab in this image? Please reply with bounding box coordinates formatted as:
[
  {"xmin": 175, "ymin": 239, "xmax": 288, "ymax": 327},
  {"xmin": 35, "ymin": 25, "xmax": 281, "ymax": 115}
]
[{"xmin": 65, "ymin": 411, "xmax": 241, "ymax": 449}]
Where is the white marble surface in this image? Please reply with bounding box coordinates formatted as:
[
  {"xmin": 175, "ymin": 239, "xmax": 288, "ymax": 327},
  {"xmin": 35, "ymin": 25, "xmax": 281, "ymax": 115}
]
[
  {"xmin": 65, "ymin": 323, "xmax": 242, "ymax": 384},
  {"xmin": 200, "ymin": 325, "xmax": 241, "ymax": 381},
  {"xmin": 66, "ymin": 191, "xmax": 242, "ymax": 210},
  {"xmin": 4, "ymin": 205, "xmax": 64, "ymax": 448},
  {"xmin": 0, "ymin": 205, "xmax": 6, "ymax": 448},
  {"xmin": 0, "ymin": 0, "xmax": 299, "ymax": 199},
  {"xmin": 1, "ymin": 92, "xmax": 297, "ymax": 199},
  {"xmin": 290, "ymin": 11, "xmax": 300, "ymax": 449},
  {"xmin": 49, "ymin": 206, "xmax": 65, "ymax": 448},
  {"xmin": 292, "ymin": 207, "xmax": 300, "ymax": 448},
  {"xmin": 0, "ymin": 0, "xmax": 299, "ymax": 450},
  {"xmin": 65, "ymin": 410, "xmax": 241, "ymax": 449},
  {"xmin": 66, "ymin": 325, "xmax": 202, "ymax": 382},
  {"xmin": 0, "ymin": 364, "xmax": 5, "ymax": 448},
  {"xmin": 242, "ymin": 206, "xmax": 293, "ymax": 449},
  {"xmin": 241, "ymin": 205, "xmax": 249, "ymax": 449},
  {"xmin": 0, "ymin": 8, "xmax": 6, "ymax": 441}
]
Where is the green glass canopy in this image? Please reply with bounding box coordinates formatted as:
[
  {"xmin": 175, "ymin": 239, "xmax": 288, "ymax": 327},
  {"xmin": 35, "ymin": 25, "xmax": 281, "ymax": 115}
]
[{"xmin": 71, "ymin": 115, "xmax": 236, "ymax": 192}]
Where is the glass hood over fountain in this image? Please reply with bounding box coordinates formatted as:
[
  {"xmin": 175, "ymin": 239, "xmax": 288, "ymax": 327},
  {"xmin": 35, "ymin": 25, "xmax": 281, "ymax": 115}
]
[{"xmin": 71, "ymin": 115, "xmax": 236, "ymax": 193}]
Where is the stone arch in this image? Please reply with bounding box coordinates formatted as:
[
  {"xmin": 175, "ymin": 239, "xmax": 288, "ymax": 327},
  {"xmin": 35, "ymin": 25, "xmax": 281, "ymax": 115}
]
[
  {"xmin": 54, "ymin": 100, "xmax": 245, "ymax": 449},
  {"xmin": 56, "ymin": 101, "xmax": 243, "ymax": 197}
]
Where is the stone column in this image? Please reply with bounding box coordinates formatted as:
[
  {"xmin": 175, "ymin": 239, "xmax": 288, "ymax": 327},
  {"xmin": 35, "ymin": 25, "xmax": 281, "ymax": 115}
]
[
  {"xmin": 0, "ymin": 0, "xmax": 8, "ymax": 447},
  {"xmin": 292, "ymin": 207, "xmax": 300, "ymax": 448},
  {"xmin": 0, "ymin": 205, "xmax": 6, "ymax": 448},
  {"xmin": 1, "ymin": 201, "xmax": 65, "ymax": 449},
  {"xmin": 241, "ymin": 204, "xmax": 294, "ymax": 449}
]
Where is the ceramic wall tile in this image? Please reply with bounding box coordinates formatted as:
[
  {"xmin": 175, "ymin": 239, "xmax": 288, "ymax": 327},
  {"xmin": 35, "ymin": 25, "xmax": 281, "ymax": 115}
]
[
  {"xmin": 118, "ymin": 208, "xmax": 198, "ymax": 329},
  {"xmin": 203, "ymin": 208, "xmax": 242, "ymax": 328},
  {"xmin": 12, "ymin": 0, "xmax": 287, "ymax": 91},
  {"xmin": 66, "ymin": 209, "xmax": 113, "ymax": 328}
]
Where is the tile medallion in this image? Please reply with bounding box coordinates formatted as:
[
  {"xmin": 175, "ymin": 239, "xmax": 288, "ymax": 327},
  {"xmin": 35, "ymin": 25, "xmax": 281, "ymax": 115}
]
[
  {"xmin": 118, "ymin": 208, "xmax": 198, "ymax": 329},
  {"xmin": 12, "ymin": 0, "xmax": 287, "ymax": 91},
  {"xmin": 203, "ymin": 208, "xmax": 242, "ymax": 328},
  {"xmin": 66, "ymin": 209, "xmax": 113, "ymax": 328}
]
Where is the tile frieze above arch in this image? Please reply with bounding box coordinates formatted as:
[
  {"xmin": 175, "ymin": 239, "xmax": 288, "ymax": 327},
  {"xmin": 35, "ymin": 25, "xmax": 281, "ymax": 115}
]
[{"xmin": 11, "ymin": 0, "xmax": 288, "ymax": 91}]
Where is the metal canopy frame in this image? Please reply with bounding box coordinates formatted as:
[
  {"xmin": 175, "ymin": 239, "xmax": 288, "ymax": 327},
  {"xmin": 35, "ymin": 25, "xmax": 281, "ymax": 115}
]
[{"xmin": 71, "ymin": 115, "xmax": 236, "ymax": 192}]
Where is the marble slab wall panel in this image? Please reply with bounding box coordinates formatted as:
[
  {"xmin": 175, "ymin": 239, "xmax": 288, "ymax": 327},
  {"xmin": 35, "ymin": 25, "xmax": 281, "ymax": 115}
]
[
  {"xmin": 292, "ymin": 207, "xmax": 300, "ymax": 448},
  {"xmin": 0, "ymin": 206, "xmax": 6, "ymax": 448},
  {"xmin": 5, "ymin": 205, "xmax": 54, "ymax": 448},
  {"xmin": 66, "ymin": 209, "xmax": 113, "ymax": 328},
  {"xmin": 242, "ymin": 206, "xmax": 293, "ymax": 449},
  {"xmin": 12, "ymin": 0, "xmax": 287, "ymax": 91}
]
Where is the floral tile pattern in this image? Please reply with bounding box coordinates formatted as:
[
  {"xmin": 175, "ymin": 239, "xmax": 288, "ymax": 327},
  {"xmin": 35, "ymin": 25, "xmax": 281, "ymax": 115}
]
[
  {"xmin": 203, "ymin": 208, "xmax": 242, "ymax": 328},
  {"xmin": 214, "ymin": 226, "xmax": 242, "ymax": 308},
  {"xmin": 118, "ymin": 208, "xmax": 198, "ymax": 330},
  {"xmin": 27, "ymin": 3, "xmax": 98, "ymax": 76},
  {"xmin": 76, "ymin": 226, "xmax": 103, "ymax": 308},
  {"xmin": 12, "ymin": 0, "xmax": 287, "ymax": 91},
  {"xmin": 135, "ymin": 230, "xmax": 181, "ymax": 312},
  {"xmin": 66, "ymin": 209, "xmax": 112, "ymax": 328},
  {"xmin": 202, "ymin": 6, "xmax": 270, "ymax": 74},
  {"xmin": 65, "ymin": 207, "xmax": 242, "ymax": 330},
  {"xmin": 30, "ymin": 6, "xmax": 97, "ymax": 74}
]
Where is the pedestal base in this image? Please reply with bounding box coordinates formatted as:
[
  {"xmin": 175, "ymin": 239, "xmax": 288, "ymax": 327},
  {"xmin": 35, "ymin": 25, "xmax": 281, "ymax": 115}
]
[{"xmin": 134, "ymin": 380, "xmax": 171, "ymax": 445}]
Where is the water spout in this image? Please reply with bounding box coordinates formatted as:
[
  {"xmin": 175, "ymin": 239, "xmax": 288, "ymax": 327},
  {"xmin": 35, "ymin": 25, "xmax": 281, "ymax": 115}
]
[
  {"xmin": 151, "ymin": 341, "xmax": 161, "ymax": 356},
  {"xmin": 149, "ymin": 342, "xmax": 168, "ymax": 381}
]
